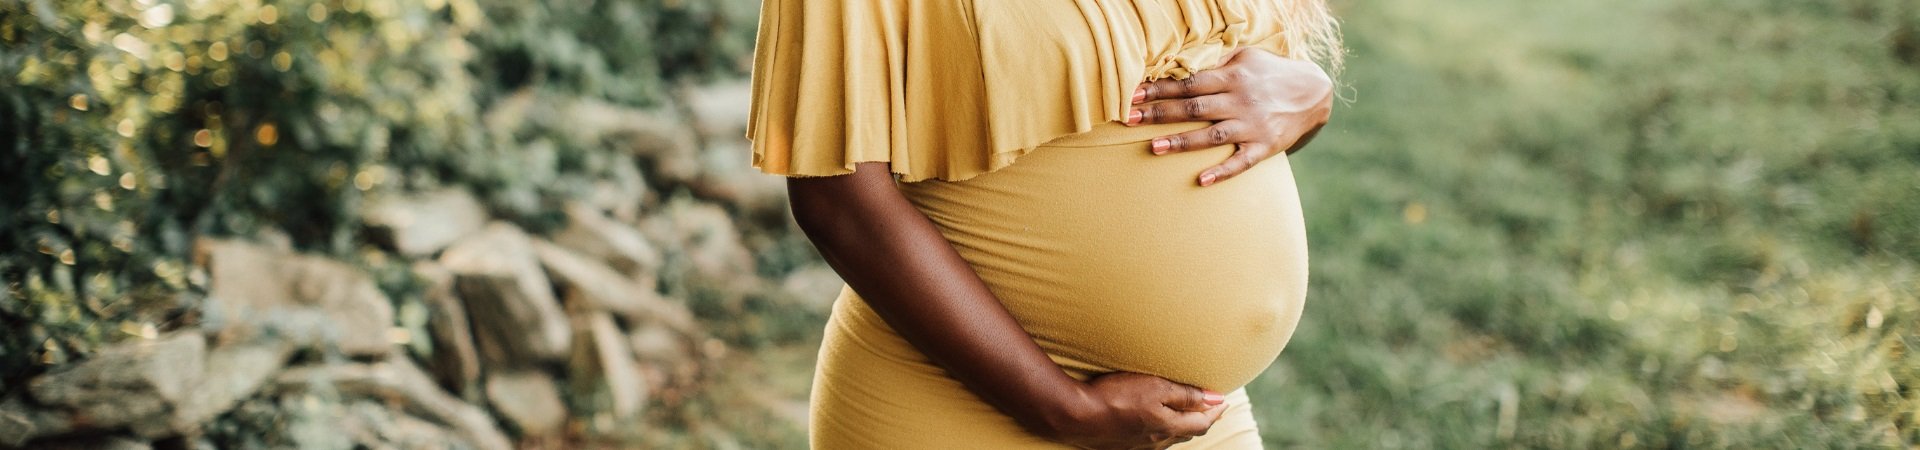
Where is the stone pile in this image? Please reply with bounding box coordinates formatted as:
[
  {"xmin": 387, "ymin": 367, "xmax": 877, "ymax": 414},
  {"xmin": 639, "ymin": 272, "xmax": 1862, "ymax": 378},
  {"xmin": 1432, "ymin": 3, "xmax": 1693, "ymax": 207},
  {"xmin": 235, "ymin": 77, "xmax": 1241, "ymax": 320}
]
[{"xmin": 0, "ymin": 82, "xmax": 824, "ymax": 449}]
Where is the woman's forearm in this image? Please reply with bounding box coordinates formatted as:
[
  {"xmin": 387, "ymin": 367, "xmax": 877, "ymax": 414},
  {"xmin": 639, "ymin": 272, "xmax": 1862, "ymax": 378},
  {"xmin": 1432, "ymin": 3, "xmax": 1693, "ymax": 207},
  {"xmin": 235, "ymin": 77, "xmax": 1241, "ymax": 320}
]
[{"xmin": 787, "ymin": 162, "xmax": 1091, "ymax": 435}]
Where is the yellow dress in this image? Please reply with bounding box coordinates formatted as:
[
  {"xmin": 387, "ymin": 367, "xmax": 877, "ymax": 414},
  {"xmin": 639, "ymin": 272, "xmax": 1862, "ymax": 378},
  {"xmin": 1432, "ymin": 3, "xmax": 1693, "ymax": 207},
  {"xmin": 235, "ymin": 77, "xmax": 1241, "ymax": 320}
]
[{"xmin": 748, "ymin": 1, "xmax": 1311, "ymax": 448}]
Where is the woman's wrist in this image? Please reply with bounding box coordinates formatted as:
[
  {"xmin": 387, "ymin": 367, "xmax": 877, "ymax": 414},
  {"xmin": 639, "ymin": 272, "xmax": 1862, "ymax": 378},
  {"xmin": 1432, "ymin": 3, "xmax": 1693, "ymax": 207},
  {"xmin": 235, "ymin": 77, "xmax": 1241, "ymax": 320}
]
[{"xmin": 1013, "ymin": 377, "xmax": 1101, "ymax": 438}]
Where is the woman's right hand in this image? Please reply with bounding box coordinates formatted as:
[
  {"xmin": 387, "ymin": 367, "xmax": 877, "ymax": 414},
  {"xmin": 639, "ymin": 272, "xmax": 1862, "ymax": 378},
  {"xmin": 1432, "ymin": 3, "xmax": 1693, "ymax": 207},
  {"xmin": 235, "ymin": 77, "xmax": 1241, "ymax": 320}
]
[{"xmin": 1032, "ymin": 372, "xmax": 1229, "ymax": 450}]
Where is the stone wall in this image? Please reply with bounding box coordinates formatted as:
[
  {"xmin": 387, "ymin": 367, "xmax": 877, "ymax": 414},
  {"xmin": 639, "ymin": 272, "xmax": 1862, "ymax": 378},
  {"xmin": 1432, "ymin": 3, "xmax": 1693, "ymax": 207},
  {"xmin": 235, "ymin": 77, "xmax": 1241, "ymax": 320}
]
[{"xmin": 0, "ymin": 81, "xmax": 829, "ymax": 449}]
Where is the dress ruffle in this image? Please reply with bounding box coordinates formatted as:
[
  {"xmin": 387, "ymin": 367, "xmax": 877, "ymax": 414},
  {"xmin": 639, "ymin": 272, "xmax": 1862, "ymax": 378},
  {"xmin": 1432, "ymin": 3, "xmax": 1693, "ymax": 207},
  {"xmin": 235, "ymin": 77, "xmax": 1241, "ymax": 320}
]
[{"xmin": 748, "ymin": 0, "xmax": 1298, "ymax": 182}]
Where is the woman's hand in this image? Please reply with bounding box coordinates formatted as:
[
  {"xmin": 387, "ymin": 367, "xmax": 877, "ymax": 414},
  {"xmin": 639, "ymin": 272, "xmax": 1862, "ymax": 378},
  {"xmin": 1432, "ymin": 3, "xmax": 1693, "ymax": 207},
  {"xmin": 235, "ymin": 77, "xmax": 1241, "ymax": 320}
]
[
  {"xmin": 1035, "ymin": 373, "xmax": 1229, "ymax": 450},
  {"xmin": 1126, "ymin": 47, "xmax": 1334, "ymax": 186}
]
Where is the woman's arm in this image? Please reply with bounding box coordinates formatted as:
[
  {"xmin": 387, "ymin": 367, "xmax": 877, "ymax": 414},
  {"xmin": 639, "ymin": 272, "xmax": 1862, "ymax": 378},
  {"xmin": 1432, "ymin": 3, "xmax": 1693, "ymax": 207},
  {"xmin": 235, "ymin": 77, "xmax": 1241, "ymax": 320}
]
[
  {"xmin": 1127, "ymin": 48, "xmax": 1335, "ymax": 186},
  {"xmin": 789, "ymin": 163, "xmax": 1226, "ymax": 449}
]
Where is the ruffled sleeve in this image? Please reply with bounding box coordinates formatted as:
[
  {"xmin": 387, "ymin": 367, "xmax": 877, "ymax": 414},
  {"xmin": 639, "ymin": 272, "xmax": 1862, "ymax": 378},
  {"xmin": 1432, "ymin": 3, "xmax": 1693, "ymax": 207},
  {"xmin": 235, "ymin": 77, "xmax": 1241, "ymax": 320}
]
[
  {"xmin": 745, "ymin": 0, "xmax": 1316, "ymax": 182},
  {"xmin": 745, "ymin": 0, "xmax": 906, "ymax": 179},
  {"xmin": 747, "ymin": 0, "xmax": 1137, "ymax": 182}
]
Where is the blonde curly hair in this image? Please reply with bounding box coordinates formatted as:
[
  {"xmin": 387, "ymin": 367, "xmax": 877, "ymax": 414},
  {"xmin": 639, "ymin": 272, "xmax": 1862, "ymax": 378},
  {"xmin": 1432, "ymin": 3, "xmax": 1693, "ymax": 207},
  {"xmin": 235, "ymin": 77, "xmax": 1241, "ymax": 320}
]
[{"xmin": 1275, "ymin": 0, "xmax": 1346, "ymax": 75}]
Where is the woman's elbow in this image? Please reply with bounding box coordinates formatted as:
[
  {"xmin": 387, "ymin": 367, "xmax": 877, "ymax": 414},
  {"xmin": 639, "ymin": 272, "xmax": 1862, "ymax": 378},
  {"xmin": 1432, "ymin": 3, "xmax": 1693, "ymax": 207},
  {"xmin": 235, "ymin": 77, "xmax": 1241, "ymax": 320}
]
[{"xmin": 786, "ymin": 180, "xmax": 838, "ymax": 236}]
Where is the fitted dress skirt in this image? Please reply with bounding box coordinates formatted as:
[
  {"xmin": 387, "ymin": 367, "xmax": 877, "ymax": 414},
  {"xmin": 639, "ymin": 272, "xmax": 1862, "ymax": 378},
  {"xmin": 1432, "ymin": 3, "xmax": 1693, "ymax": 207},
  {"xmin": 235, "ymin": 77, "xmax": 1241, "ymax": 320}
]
[{"xmin": 808, "ymin": 121, "xmax": 1309, "ymax": 449}]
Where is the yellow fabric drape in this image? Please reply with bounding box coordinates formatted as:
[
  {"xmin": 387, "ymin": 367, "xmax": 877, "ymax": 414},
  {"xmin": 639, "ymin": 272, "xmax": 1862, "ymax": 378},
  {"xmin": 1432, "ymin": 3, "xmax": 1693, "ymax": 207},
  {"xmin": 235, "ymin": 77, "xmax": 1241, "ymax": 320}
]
[{"xmin": 747, "ymin": 0, "xmax": 1298, "ymax": 182}]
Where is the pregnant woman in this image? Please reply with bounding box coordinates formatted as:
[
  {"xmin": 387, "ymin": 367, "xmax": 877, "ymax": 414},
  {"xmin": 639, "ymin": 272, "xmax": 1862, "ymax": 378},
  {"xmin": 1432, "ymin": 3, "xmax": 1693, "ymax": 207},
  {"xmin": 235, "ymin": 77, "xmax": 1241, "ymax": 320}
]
[{"xmin": 749, "ymin": 1, "xmax": 1339, "ymax": 448}]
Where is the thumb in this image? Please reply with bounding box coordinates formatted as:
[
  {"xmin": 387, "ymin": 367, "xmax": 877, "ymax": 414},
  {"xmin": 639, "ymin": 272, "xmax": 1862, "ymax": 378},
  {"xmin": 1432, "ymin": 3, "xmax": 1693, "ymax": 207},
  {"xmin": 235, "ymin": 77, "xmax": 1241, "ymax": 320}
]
[
  {"xmin": 1166, "ymin": 403, "xmax": 1231, "ymax": 438},
  {"xmin": 1162, "ymin": 384, "xmax": 1227, "ymax": 413}
]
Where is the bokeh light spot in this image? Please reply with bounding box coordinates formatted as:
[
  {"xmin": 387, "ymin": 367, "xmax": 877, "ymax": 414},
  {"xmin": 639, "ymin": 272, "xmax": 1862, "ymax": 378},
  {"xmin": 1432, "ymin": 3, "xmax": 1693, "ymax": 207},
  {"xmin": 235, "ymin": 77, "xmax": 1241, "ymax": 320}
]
[
  {"xmin": 256, "ymin": 123, "xmax": 279, "ymax": 146},
  {"xmin": 88, "ymin": 155, "xmax": 110, "ymax": 175}
]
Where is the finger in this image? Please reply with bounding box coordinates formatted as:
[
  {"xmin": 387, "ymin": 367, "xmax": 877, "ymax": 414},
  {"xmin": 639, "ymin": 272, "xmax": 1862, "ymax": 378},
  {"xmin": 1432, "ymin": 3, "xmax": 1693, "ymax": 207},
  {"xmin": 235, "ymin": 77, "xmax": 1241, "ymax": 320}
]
[
  {"xmin": 1164, "ymin": 404, "xmax": 1228, "ymax": 438},
  {"xmin": 1151, "ymin": 436, "xmax": 1190, "ymax": 450},
  {"xmin": 1136, "ymin": 67, "xmax": 1241, "ymax": 104},
  {"xmin": 1198, "ymin": 143, "xmax": 1277, "ymax": 187},
  {"xmin": 1158, "ymin": 380, "xmax": 1209, "ymax": 412},
  {"xmin": 1157, "ymin": 434, "xmax": 1196, "ymax": 449},
  {"xmin": 1203, "ymin": 402, "xmax": 1228, "ymax": 424},
  {"xmin": 1150, "ymin": 120, "xmax": 1255, "ymax": 155},
  {"xmin": 1130, "ymin": 94, "xmax": 1239, "ymax": 126}
]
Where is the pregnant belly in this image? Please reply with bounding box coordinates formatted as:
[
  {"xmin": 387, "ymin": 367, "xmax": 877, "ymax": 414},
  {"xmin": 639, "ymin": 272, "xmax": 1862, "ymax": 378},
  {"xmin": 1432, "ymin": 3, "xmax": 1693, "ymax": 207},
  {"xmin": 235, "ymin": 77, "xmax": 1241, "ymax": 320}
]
[{"xmin": 897, "ymin": 122, "xmax": 1310, "ymax": 391}]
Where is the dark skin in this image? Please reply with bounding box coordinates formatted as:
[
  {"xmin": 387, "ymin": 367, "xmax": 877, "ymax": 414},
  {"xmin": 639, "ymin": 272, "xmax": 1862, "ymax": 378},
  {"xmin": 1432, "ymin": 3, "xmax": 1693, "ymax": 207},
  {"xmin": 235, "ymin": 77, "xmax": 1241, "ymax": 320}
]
[
  {"xmin": 789, "ymin": 48, "xmax": 1332, "ymax": 449},
  {"xmin": 790, "ymin": 163, "xmax": 1225, "ymax": 450}
]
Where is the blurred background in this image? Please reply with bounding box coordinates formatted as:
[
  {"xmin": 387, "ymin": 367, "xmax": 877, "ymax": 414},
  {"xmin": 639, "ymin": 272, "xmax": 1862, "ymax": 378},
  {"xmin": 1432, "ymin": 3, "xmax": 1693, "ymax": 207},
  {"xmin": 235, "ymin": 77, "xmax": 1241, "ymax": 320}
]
[{"xmin": 1, "ymin": 0, "xmax": 1915, "ymax": 448}]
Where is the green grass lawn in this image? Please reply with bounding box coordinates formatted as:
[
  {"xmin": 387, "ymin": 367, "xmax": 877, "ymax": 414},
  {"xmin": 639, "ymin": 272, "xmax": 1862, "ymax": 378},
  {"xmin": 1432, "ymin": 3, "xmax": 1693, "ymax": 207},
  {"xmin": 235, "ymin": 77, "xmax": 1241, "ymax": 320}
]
[
  {"xmin": 711, "ymin": 0, "xmax": 1920, "ymax": 447},
  {"xmin": 1252, "ymin": 0, "xmax": 1919, "ymax": 447}
]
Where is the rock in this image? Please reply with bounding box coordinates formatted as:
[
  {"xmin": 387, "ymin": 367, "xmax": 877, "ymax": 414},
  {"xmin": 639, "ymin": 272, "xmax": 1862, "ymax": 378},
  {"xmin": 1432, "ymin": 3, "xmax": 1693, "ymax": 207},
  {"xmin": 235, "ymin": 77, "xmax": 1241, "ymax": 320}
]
[
  {"xmin": 282, "ymin": 256, "xmax": 396, "ymax": 358},
  {"xmin": 273, "ymin": 359, "xmax": 512, "ymax": 450},
  {"xmin": 27, "ymin": 333, "xmax": 205, "ymax": 435},
  {"xmin": 156, "ymin": 338, "xmax": 295, "ymax": 438},
  {"xmin": 628, "ymin": 326, "xmax": 689, "ymax": 365},
  {"xmin": 378, "ymin": 409, "xmax": 464, "ymax": 448},
  {"xmin": 529, "ymin": 96, "xmax": 700, "ymax": 184},
  {"xmin": 378, "ymin": 410, "xmax": 463, "ymax": 450},
  {"xmin": 28, "ymin": 435, "xmax": 152, "ymax": 450},
  {"xmin": 533, "ymin": 239, "xmax": 694, "ymax": 333},
  {"xmin": 195, "ymin": 239, "xmax": 395, "ymax": 357},
  {"xmin": 585, "ymin": 158, "xmax": 648, "ymax": 223},
  {"xmin": 568, "ymin": 309, "xmax": 647, "ymax": 419},
  {"xmin": 363, "ymin": 188, "xmax": 489, "ymax": 258},
  {"xmin": 440, "ymin": 223, "xmax": 571, "ymax": 368},
  {"xmin": 679, "ymin": 80, "xmax": 784, "ymax": 215},
  {"xmin": 552, "ymin": 203, "xmax": 661, "ymax": 277},
  {"xmin": 563, "ymin": 98, "xmax": 697, "ymax": 161},
  {"xmin": 11, "ymin": 332, "xmax": 295, "ymax": 442},
  {"xmin": 683, "ymin": 81, "xmax": 752, "ymax": 141},
  {"xmin": 626, "ymin": 326, "xmax": 684, "ymax": 396},
  {"xmin": 780, "ymin": 264, "xmax": 846, "ymax": 312},
  {"xmin": 334, "ymin": 401, "xmax": 463, "ymax": 450},
  {"xmin": 686, "ymin": 141, "xmax": 788, "ymax": 215},
  {"xmin": 0, "ymin": 395, "xmax": 75, "ymax": 447},
  {"xmin": 486, "ymin": 90, "xmax": 694, "ymax": 188},
  {"xmin": 414, "ymin": 262, "xmax": 481, "ymax": 399},
  {"xmin": 253, "ymin": 227, "xmax": 294, "ymax": 251},
  {"xmin": 483, "ymin": 371, "xmax": 568, "ymax": 438},
  {"xmin": 642, "ymin": 201, "xmax": 755, "ymax": 284},
  {"xmin": 601, "ymin": 109, "xmax": 702, "ymax": 184}
]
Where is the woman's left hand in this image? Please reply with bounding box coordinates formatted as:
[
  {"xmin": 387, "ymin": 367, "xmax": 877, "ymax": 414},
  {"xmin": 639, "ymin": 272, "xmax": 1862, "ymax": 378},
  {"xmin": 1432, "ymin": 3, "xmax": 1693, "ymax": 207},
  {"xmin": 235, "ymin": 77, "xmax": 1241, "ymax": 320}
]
[{"xmin": 1125, "ymin": 47, "xmax": 1334, "ymax": 186}]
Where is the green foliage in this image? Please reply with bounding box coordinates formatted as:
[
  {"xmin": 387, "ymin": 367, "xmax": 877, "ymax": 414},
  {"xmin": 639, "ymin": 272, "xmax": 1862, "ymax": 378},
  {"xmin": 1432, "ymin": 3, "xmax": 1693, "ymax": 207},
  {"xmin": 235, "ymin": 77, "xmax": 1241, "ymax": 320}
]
[{"xmin": 0, "ymin": 0, "xmax": 753, "ymax": 392}]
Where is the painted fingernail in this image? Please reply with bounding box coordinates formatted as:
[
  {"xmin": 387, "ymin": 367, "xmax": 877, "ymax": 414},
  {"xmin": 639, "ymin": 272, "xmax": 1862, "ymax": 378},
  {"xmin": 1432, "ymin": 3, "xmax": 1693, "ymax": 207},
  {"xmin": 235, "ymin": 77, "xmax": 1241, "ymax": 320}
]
[
  {"xmin": 1203, "ymin": 390, "xmax": 1226, "ymax": 405},
  {"xmin": 1200, "ymin": 172, "xmax": 1217, "ymax": 186},
  {"xmin": 1151, "ymin": 139, "xmax": 1170, "ymax": 154},
  {"xmin": 1132, "ymin": 87, "xmax": 1147, "ymax": 104},
  {"xmin": 1126, "ymin": 109, "xmax": 1143, "ymax": 125}
]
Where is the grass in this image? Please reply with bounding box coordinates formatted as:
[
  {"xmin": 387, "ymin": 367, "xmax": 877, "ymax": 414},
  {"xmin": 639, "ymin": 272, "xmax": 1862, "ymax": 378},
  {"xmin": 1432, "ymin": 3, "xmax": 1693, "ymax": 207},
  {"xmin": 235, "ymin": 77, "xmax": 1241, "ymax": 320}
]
[
  {"xmin": 706, "ymin": 0, "xmax": 1920, "ymax": 447},
  {"xmin": 1252, "ymin": 0, "xmax": 1919, "ymax": 447}
]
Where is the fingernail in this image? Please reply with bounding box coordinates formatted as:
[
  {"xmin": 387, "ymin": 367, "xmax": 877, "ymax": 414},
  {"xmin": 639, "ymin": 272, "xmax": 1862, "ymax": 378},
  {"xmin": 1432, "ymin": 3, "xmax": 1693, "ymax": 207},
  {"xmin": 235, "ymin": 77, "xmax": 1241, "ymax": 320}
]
[
  {"xmin": 1126, "ymin": 109, "xmax": 1143, "ymax": 125},
  {"xmin": 1199, "ymin": 172, "xmax": 1217, "ymax": 186},
  {"xmin": 1132, "ymin": 87, "xmax": 1147, "ymax": 104},
  {"xmin": 1150, "ymin": 139, "xmax": 1170, "ymax": 154},
  {"xmin": 1203, "ymin": 390, "xmax": 1226, "ymax": 405}
]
